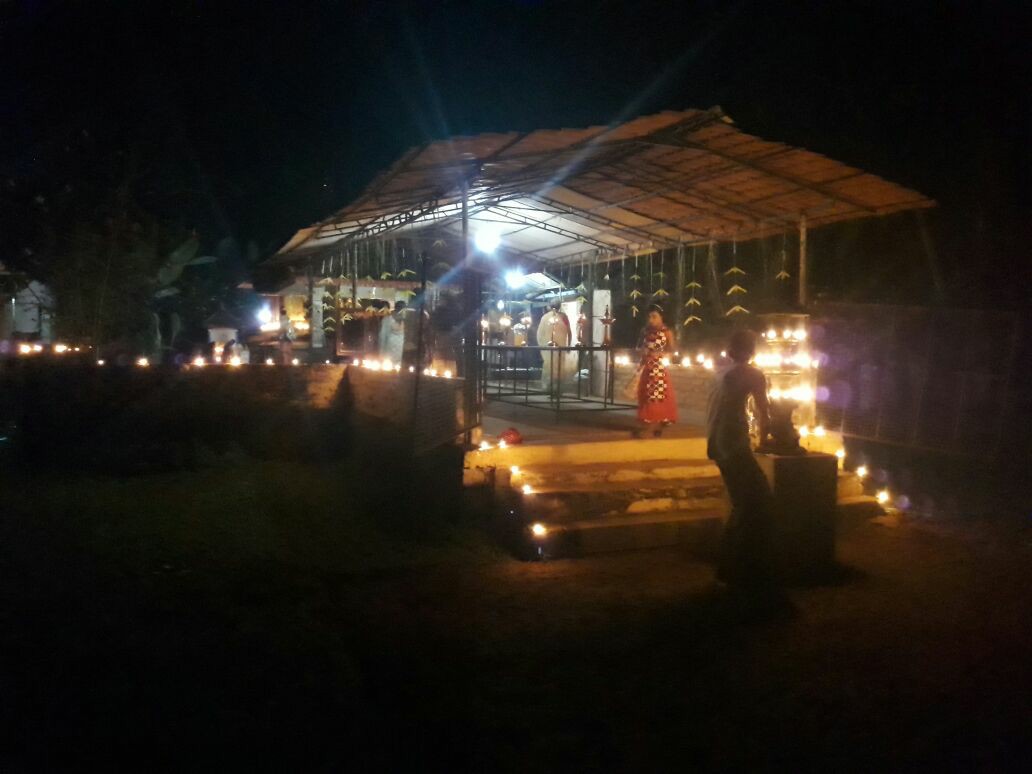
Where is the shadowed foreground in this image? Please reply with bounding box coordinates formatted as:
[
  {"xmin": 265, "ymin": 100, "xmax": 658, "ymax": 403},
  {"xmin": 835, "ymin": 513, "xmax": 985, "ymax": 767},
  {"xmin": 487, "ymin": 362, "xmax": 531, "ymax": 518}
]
[{"xmin": 2, "ymin": 462, "xmax": 1030, "ymax": 771}]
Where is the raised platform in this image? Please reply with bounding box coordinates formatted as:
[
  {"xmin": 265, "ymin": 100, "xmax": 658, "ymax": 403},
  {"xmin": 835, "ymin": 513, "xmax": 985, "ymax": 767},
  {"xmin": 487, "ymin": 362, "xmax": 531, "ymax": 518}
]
[{"xmin": 468, "ymin": 400, "xmax": 864, "ymax": 559}]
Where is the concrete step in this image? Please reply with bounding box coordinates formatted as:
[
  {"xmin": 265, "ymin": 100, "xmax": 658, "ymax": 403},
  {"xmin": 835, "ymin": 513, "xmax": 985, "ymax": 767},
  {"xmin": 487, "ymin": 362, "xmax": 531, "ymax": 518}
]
[
  {"xmin": 467, "ymin": 435, "xmax": 710, "ymax": 472},
  {"xmin": 508, "ymin": 458, "xmax": 719, "ymax": 491},
  {"xmin": 530, "ymin": 508, "xmax": 724, "ymax": 557},
  {"xmin": 515, "ymin": 479, "xmax": 727, "ymax": 523}
]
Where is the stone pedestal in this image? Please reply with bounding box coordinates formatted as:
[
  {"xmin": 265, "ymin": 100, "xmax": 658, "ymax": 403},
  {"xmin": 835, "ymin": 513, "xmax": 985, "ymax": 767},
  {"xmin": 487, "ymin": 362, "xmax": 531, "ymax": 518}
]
[{"xmin": 756, "ymin": 452, "xmax": 838, "ymax": 577}]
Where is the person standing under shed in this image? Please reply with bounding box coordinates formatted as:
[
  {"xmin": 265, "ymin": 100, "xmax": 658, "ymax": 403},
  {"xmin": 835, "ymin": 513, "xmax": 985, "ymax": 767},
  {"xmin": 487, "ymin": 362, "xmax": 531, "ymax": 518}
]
[
  {"xmin": 634, "ymin": 305, "xmax": 678, "ymax": 436},
  {"xmin": 707, "ymin": 329, "xmax": 775, "ymax": 588}
]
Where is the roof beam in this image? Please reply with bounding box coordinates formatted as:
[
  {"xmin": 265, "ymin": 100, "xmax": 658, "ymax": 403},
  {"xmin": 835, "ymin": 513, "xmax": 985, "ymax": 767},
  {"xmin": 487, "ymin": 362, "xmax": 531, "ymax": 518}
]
[{"xmin": 644, "ymin": 132, "xmax": 877, "ymax": 214}]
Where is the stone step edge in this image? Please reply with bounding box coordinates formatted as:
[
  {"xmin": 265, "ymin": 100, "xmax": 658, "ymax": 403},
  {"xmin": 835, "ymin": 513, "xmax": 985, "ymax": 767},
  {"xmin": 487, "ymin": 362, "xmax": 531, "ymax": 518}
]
[
  {"xmin": 548, "ymin": 508, "xmax": 725, "ymax": 533},
  {"xmin": 516, "ymin": 476, "xmax": 726, "ymax": 496}
]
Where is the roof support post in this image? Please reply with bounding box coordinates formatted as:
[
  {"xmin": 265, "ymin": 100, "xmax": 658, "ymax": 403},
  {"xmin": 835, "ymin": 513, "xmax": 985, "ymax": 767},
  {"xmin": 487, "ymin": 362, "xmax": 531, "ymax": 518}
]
[
  {"xmin": 798, "ymin": 215, "xmax": 808, "ymax": 308},
  {"xmin": 460, "ymin": 181, "xmax": 480, "ymax": 442}
]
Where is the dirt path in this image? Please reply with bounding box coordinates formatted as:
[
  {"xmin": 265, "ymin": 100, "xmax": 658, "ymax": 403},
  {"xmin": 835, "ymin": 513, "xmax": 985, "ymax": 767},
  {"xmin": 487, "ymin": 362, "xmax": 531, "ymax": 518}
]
[{"xmin": 336, "ymin": 518, "xmax": 1032, "ymax": 770}]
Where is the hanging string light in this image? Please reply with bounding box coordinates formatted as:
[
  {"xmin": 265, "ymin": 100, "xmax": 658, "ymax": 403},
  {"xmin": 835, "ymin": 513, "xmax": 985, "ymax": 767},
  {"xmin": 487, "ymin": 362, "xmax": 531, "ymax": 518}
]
[
  {"xmin": 628, "ymin": 251, "xmax": 643, "ymax": 317},
  {"xmin": 653, "ymin": 247, "xmax": 669, "ymax": 300},
  {"xmin": 620, "ymin": 248, "xmax": 627, "ymax": 300},
  {"xmin": 575, "ymin": 257, "xmax": 587, "ymax": 304},
  {"xmin": 725, "ymin": 239, "xmax": 750, "ymax": 316},
  {"xmin": 776, "ymin": 232, "xmax": 791, "ymax": 281},
  {"xmin": 684, "ymin": 245, "xmax": 703, "ymax": 326}
]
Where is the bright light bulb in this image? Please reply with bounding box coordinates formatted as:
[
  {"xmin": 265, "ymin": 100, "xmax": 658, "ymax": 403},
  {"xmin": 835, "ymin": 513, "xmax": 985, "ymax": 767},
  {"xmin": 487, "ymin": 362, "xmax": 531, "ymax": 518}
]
[
  {"xmin": 479, "ymin": 441, "xmax": 491, "ymax": 451},
  {"xmin": 696, "ymin": 353, "xmax": 705, "ymax": 364},
  {"xmin": 53, "ymin": 343, "xmax": 68, "ymax": 354},
  {"xmin": 681, "ymin": 357, "xmax": 690, "ymax": 367},
  {"xmin": 766, "ymin": 328, "xmax": 776, "ymax": 340},
  {"xmin": 265, "ymin": 358, "xmax": 274, "ymax": 366},
  {"xmin": 876, "ymin": 489, "xmax": 890, "ymax": 505},
  {"xmin": 229, "ymin": 356, "xmax": 242, "ymax": 367},
  {"xmin": 136, "ymin": 357, "xmax": 149, "ymax": 367},
  {"xmin": 523, "ymin": 484, "xmax": 535, "ymax": 496},
  {"xmin": 794, "ymin": 329, "xmax": 807, "ymax": 341},
  {"xmin": 193, "ymin": 356, "xmax": 206, "ymax": 367},
  {"xmin": 291, "ymin": 358, "xmax": 300, "ymax": 366},
  {"xmin": 835, "ymin": 448, "xmax": 845, "ymax": 460},
  {"xmin": 704, "ymin": 359, "xmax": 714, "ymax": 370},
  {"xmin": 510, "ymin": 465, "xmax": 520, "ymax": 475},
  {"xmin": 381, "ymin": 358, "xmax": 392, "ymax": 371},
  {"xmin": 661, "ymin": 357, "xmax": 670, "ymax": 367},
  {"xmin": 856, "ymin": 464, "xmax": 868, "ymax": 479},
  {"xmin": 530, "ymin": 521, "xmax": 546, "ymax": 536},
  {"xmin": 96, "ymin": 359, "xmax": 105, "ymax": 366},
  {"xmin": 498, "ymin": 439, "xmax": 507, "ymax": 449},
  {"xmin": 814, "ymin": 425, "xmax": 826, "ymax": 437},
  {"xmin": 474, "ymin": 228, "xmax": 501, "ymax": 254},
  {"xmin": 443, "ymin": 369, "xmax": 453, "ymax": 378},
  {"xmin": 257, "ymin": 306, "xmax": 272, "ymax": 324},
  {"xmin": 18, "ymin": 343, "xmax": 32, "ymax": 355},
  {"xmin": 504, "ymin": 270, "xmax": 525, "ymax": 289},
  {"xmin": 799, "ymin": 425, "xmax": 810, "ymax": 438},
  {"xmin": 408, "ymin": 366, "xmax": 415, "ymax": 373}
]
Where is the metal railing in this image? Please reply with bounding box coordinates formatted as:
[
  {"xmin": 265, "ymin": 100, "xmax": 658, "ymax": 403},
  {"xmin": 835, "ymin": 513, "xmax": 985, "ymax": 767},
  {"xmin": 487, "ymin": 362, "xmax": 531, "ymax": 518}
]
[{"xmin": 478, "ymin": 344, "xmax": 634, "ymax": 416}]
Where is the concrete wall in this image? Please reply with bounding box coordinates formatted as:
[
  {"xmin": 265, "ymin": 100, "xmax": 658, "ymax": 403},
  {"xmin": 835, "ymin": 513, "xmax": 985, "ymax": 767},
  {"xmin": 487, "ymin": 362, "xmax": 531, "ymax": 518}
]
[{"xmin": 345, "ymin": 366, "xmax": 465, "ymax": 452}]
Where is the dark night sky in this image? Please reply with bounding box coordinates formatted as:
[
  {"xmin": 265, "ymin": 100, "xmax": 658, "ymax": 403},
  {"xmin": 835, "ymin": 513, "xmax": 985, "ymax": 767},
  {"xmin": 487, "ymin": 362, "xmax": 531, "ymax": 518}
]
[{"xmin": 2, "ymin": 0, "xmax": 1029, "ymax": 304}]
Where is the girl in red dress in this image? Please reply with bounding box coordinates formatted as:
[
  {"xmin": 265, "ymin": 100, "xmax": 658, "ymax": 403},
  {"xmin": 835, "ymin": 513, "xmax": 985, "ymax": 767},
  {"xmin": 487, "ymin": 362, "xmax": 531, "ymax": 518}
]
[{"xmin": 636, "ymin": 305, "xmax": 678, "ymax": 436}]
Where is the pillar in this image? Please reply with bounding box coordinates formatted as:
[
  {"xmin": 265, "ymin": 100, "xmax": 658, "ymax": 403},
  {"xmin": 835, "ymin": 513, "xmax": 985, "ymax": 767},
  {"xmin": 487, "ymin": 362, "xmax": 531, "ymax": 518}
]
[
  {"xmin": 311, "ymin": 284, "xmax": 326, "ymax": 349},
  {"xmin": 798, "ymin": 215, "xmax": 808, "ymax": 307}
]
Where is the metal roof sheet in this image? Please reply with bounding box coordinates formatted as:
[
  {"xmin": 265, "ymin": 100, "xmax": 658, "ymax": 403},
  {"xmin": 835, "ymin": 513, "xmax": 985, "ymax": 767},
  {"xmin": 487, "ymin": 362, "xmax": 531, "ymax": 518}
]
[{"xmin": 272, "ymin": 107, "xmax": 934, "ymax": 267}]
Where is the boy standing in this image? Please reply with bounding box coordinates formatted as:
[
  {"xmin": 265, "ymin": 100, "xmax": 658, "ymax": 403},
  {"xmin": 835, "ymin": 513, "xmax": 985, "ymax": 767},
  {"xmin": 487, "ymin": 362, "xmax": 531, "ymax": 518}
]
[{"xmin": 707, "ymin": 330, "xmax": 775, "ymax": 587}]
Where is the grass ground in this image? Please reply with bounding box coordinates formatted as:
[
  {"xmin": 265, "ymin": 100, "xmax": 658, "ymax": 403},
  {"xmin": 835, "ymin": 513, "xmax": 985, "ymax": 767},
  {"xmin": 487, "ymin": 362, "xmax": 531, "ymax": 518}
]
[{"xmin": 2, "ymin": 460, "xmax": 1031, "ymax": 771}]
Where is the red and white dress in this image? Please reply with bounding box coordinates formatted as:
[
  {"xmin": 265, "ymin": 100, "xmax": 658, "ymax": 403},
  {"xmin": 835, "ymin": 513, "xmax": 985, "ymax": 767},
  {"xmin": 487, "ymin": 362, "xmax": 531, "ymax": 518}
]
[{"xmin": 637, "ymin": 326, "xmax": 678, "ymax": 425}]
